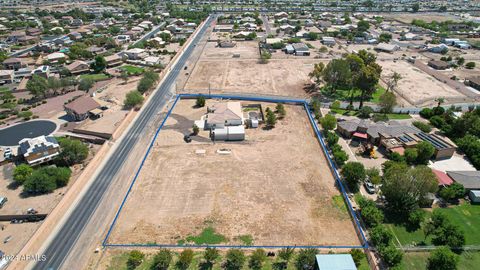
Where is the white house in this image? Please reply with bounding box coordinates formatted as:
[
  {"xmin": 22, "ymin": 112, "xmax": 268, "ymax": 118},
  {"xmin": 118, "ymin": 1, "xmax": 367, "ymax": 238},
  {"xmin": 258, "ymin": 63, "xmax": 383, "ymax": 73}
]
[
  {"xmin": 19, "ymin": 136, "xmax": 60, "ymax": 166},
  {"xmin": 123, "ymin": 48, "xmax": 147, "ymax": 60}
]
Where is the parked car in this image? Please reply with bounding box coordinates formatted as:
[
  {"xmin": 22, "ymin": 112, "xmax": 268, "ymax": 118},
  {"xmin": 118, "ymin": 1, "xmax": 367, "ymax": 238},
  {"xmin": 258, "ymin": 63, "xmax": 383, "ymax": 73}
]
[
  {"xmin": 364, "ymin": 181, "xmax": 375, "ymax": 194},
  {"xmin": 0, "ymin": 197, "xmax": 7, "ymax": 208},
  {"xmin": 3, "ymin": 148, "xmax": 12, "ymax": 159}
]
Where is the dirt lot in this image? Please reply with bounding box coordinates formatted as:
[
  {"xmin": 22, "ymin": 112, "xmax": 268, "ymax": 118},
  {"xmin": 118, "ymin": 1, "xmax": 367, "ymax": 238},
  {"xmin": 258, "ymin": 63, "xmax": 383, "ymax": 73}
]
[
  {"xmin": 383, "ymin": 13, "xmax": 461, "ymax": 24},
  {"xmin": 183, "ymin": 58, "xmax": 319, "ymax": 97},
  {"xmin": 379, "ymin": 59, "xmax": 467, "ymax": 106},
  {"xmin": 108, "ymin": 99, "xmax": 359, "ymax": 246},
  {"xmin": 201, "ymin": 41, "xmax": 260, "ymax": 59}
]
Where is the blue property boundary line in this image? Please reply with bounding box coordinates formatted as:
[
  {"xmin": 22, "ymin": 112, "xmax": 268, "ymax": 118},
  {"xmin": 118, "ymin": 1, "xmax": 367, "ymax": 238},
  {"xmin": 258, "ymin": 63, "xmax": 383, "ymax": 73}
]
[{"xmin": 102, "ymin": 94, "xmax": 368, "ymax": 249}]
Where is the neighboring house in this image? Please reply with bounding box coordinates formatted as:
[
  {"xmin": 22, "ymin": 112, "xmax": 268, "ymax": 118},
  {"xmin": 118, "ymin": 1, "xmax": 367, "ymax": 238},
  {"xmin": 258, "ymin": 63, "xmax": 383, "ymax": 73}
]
[
  {"xmin": 14, "ymin": 67, "xmax": 32, "ymax": 80},
  {"xmin": 213, "ymin": 25, "xmax": 234, "ymax": 32},
  {"xmin": 64, "ymin": 95, "xmax": 101, "ymax": 121},
  {"xmin": 274, "ymin": 12, "xmax": 289, "ymax": 19},
  {"xmin": 105, "ymin": 54, "xmax": 124, "ymax": 67},
  {"xmin": 47, "ymin": 52, "xmax": 66, "ymax": 63},
  {"xmin": 123, "ymin": 48, "xmax": 147, "ymax": 60},
  {"xmin": 315, "ymin": 254, "xmax": 357, "ymax": 270},
  {"xmin": 0, "ymin": 70, "xmax": 14, "ymax": 84},
  {"xmin": 19, "ymin": 136, "xmax": 60, "ymax": 166},
  {"xmin": 279, "ymin": 24, "xmax": 295, "ymax": 33},
  {"xmin": 428, "ymin": 60, "xmax": 449, "ymax": 70},
  {"xmin": 374, "ymin": 43, "xmax": 400, "ymax": 53},
  {"xmin": 65, "ymin": 60, "xmax": 90, "ymax": 75},
  {"xmin": 87, "ymin": 45, "xmax": 107, "ymax": 55},
  {"xmin": 466, "ymin": 77, "xmax": 480, "ymax": 91},
  {"xmin": 337, "ymin": 119, "xmax": 456, "ymax": 160},
  {"xmin": 144, "ymin": 56, "xmax": 161, "ymax": 66},
  {"xmin": 292, "ymin": 43, "xmax": 310, "ymax": 56},
  {"xmin": 3, "ymin": 58, "xmax": 26, "ymax": 70},
  {"xmin": 322, "ymin": 36, "xmax": 336, "ymax": 46},
  {"xmin": 31, "ymin": 65, "xmax": 50, "ymax": 78},
  {"xmin": 446, "ymin": 171, "xmax": 480, "ymax": 192},
  {"xmin": 429, "ymin": 44, "xmax": 449, "ymax": 53},
  {"xmin": 115, "ymin": 34, "xmax": 131, "ymax": 44}
]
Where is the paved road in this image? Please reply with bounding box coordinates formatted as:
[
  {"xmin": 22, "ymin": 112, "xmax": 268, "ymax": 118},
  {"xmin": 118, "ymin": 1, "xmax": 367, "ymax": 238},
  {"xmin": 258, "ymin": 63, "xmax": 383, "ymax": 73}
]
[{"xmin": 31, "ymin": 15, "xmax": 215, "ymax": 270}]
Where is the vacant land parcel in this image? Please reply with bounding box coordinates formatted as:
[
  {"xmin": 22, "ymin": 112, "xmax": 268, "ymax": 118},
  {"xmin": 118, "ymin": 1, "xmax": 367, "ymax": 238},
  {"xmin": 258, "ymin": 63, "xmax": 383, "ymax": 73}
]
[
  {"xmin": 183, "ymin": 40, "xmax": 319, "ymax": 97},
  {"xmin": 108, "ymin": 99, "xmax": 359, "ymax": 247}
]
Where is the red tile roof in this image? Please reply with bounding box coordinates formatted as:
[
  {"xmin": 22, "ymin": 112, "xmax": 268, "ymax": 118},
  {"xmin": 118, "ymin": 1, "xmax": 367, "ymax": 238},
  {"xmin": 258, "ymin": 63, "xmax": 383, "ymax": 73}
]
[{"xmin": 432, "ymin": 169, "xmax": 454, "ymax": 186}]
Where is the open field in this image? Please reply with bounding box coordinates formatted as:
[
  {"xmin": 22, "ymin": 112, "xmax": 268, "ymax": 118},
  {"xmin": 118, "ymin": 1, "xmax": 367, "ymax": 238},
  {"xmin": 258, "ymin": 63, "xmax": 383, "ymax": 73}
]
[
  {"xmin": 183, "ymin": 59, "xmax": 318, "ymax": 97},
  {"xmin": 201, "ymin": 41, "xmax": 260, "ymax": 59},
  {"xmin": 108, "ymin": 99, "xmax": 359, "ymax": 246},
  {"xmin": 379, "ymin": 60, "xmax": 467, "ymax": 106}
]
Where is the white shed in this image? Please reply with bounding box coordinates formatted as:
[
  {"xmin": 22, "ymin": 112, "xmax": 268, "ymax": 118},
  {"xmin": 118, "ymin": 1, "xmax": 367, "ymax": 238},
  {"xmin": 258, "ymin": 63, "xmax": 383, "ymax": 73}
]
[{"xmin": 470, "ymin": 190, "xmax": 480, "ymax": 203}]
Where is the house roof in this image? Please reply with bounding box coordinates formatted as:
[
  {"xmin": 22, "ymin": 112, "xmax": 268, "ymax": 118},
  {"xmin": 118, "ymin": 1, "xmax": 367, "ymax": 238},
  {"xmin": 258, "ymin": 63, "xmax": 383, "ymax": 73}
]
[
  {"xmin": 315, "ymin": 254, "xmax": 357, "ymax": 270},
  {"xmin": 66, "ymin": 60, "xmax": 88, "ymax": 71},
  {"xmin": 64, "ymin": 95, "xmax": 100, "ymax": 115},
  {"xmin": 3, "ymin": 58, "xmax": 23, "ymax": 64},
  {"xmin": 468, "ymin": 76, "xmax": 480, "ymax": 86},
  {"xmin": 206, "ymin": 102, "xmax": 243, "ymax": 125},
  {"xmin": 446, "ymin": 171, "xmax": 480, "ymax": 190},
  {"xmin": 428, "ymin": 60, "xmax": 449, "ymax": 68},
  {"xmin": 432, "ymin": 169, "xmax": 454, "ymax": 186},
  {"xmin": 19, "ymin": 135, "xmax": 59, "ymax": 157}
]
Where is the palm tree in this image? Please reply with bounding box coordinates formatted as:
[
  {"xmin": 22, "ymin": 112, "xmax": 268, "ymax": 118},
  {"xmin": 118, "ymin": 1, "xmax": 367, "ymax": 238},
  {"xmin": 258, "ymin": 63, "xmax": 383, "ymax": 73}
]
[
  {"xmin": 436, "ymin": 97, "xmax": 445, "ymax": 108},
  {"xmin": 386, "ymin": 72, "xmax": 402, "ymax": 92}
]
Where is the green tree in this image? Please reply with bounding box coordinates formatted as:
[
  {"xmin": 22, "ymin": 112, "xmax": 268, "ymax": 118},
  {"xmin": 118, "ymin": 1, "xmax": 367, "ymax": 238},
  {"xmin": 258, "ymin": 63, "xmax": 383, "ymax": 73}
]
[
  {"xmin": 439, "ymin": 183, "xmax": 465, "ymax": 201},
  {"xmin": 27, "ymin": 75, "xmax": 48, "ymax": 98},
  {"xmin": 224, "ymin": 249, "xmax": 245, "ymax": 270},
  {"xmin": 404, "ymin": 148, "xmax": 418, "ymax": 165},
  {"xmin": 78, "ymin": 77, "xmax": 95, "ymax": 91},
  {"xmin": 361, "ymin": 204, "xmax": 384, "ymax": 227},
  {"xmin": 248, "ymin": 249, "xmax": 266, "ymax": 270},
  {"xmin": 309, "ymin": 62, "xmax": 325, "ymax": 85},
  {"xmin": 381, "ymin": 164, "xmax": 438, "ymax": 218},
  {"xmin": 413, "ymin": 121, "xmax": 432, "ymax": 133},
  {"xmin": 341, "ymin": 162, "xmax": 366, "ymax": 193},
  {"xmin": 192, "ymin": 124, "xmax": 199, "ymax": 135},
  {"xmin": 176, "ymin": 249, "xmax": 194, "ymax": 270},
  {"xmin": 127, "ymin": 250, "xmax": 145, "ymax": 270},
  {"xmin": 322, "ymin": 59, "xmax": 352, "ymax": 93},
  {"xmin": 416, "ymin": 141, "xmax": 435, "ymax": 165},
  {"xmin": 412, "ymin": 3, "xmax": 420, "ymax": 12},
  {"xmin": 23, "ymin": 169, "xmax": 57, "ymax": 194},
  {"xmin": 358, "ymin": 106, "xmax": 374, "ymax": 118},
  {"xmin": 295, "ymin": 249, "xmax": 318, "ymax": 270},
  {"xmin": 408, "ymin": 209, "xmax": 426, "ymax": 231},
  {"xmin": 57, "ymin": 137, "xmax": 89, "ymax": 165},
  {"xmin": 278, "ymin": 247, "xmax": 295, "ymax": 262},
  {"xmin": 325, "ymin": 131, "xmax": 339, "ymax": 147},
  {"xmin": 320, "ymin": 114, "xmax": 337, "ymax": 131},
  {"xmin": 202, "ymin": 247, "xmax": 219, "ymax": 269},
  {"xmin": 90, "ymin": 56, "xmax": 107, "ymax": 73},
  {"xmin": 366, "ymin": 167, "xmax": 381, "ymax": 185},
  {"xmin": 124, "ymin": 90, "xmax": 144, "ymax": 108},
  {"xmin": 386, "ymin": 72, "xmax": 402, "ymax": 92},
  {"xmin": 356, "ymin": 65, "xmax": 381, "ymax": 108},
  {"xmin": 13, "ymin": 164, "xmax": 33, "ymax": 184},
  {"xmin": 379, "ymin": 245, "xmax": 403, "ymax": 267},
  {"xmin": 370, "ymin": 225, "xmax": 393, "ymax": 248},
  {"xmin": 378, "ymin": 91, "xmax": 396, "ymax": 114},
  {"xmin": 357, "ymin": 20, "xmax": 370, "ymax": 32},
  {"xmin": 276, "ymin": 103, "xmax": 286, "ymax": 119},
  {"xmin": 333, "ymin": 149, "xmax": 349, "ymax": 167},
  {"xmin": 379, "ymin": 32, "xmax": 392, "ymax": 43},
  {"xmin": 427, "ymin": 246, "xmax": 459, "ymax": 270},
  {"xmin": 151, "ymin": 249, "xmax": 172, "ymax": 270},
  {"xmin": 120, "ymin": 70, "xmax": 129, "ymax": 84},
  {"xmin": 307, "ymin": 32, "xmax": 318, "ymax": 40},
  {"xmin": 266, "ymin": 108, "xmax": 277, "ymax": 128},
  {"xmin": 349, "ymin": 249, "xmax": 365, "ymax": 267},
  {"xmin": 426, "ymin": 211, "xmax": 466, "ymax": 248},
  {"xmin": 196, "ymin": 95, "xmax": 206, "ymax": 107}
]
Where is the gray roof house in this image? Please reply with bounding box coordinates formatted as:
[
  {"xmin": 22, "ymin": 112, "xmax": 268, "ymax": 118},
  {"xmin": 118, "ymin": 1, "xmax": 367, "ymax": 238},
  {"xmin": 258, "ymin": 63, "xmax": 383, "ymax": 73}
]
[{"xmin": 446, "ymin": 171, "xmax": 480, "ymax": 191}]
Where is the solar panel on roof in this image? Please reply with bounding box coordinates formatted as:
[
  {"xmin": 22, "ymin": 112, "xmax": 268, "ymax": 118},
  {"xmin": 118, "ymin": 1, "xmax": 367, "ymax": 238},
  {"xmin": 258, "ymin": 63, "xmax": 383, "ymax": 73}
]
[{"xmin": 416, "ymin": 132, "xmax": 450, "ymax": 150}]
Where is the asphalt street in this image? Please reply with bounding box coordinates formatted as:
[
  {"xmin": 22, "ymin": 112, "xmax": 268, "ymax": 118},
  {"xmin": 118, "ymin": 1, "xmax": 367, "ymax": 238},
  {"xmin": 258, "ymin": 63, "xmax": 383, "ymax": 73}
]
[
  {"xmin": 31, "ymin": 15, "xmax": 215, "ymax": 270},
  {"xmin": 0, "ymin": 120, "xmax": 57, "ymax": 147}
]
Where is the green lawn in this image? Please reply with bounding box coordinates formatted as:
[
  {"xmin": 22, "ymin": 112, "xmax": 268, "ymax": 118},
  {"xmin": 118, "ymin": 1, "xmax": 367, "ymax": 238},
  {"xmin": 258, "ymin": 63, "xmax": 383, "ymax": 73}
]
[
  {"xmin": 183, "ymin": 227, "xmax": 227, "ymax": 245},
  {"xmin": 321, "ymin": 86, "xmax": 385, "ymax": 104},
  {"xmin": 386, "ymin": 203, "xmax": 480, "ymax": 247},
  {"xmin": 437, "ymin": 203, "xmax": 480, "ymax": 245},
  {"xmin": 399, "ymin": 251, "xmax": 480, "ymax": 270},
  {"xmin": 79, "ymin": 73, "xmax": 109, "ymax": 81},
  {"xmin": 119, "ymin": 65, "xmax": 145, "ymax": 75}
]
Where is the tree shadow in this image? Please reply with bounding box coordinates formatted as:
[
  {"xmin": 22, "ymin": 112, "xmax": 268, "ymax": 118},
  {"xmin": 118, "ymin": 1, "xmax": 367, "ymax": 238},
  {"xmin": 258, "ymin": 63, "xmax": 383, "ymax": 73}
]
[
  {"xmin": 198, "ymin": 261, "xmax": 213, "ymax": 270},
  {"xmin": 6, "ymin": 181, "xmax": 20, "ymax": 190}
]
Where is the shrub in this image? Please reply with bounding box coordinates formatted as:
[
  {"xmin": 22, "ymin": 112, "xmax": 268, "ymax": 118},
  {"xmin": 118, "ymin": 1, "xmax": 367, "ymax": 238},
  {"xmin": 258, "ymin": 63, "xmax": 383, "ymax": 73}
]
[
  {"xmin": 124, "ymin": 90, "xmax": 144, "ymax": 108},
  {"xmin": 420, "ymin": 108, "xmax": 433, "ymax": 119},
  {"xmin": 427, "ymin": 247, "xmax": 459, "ymax": 270},
  {"xmin": 370, "ymin": 225, "xmax": 393, "ymax": 248},
  {"xmin": 349, "ymin": 249, "xmax": 365, "ymax": 267},
  {"xmin": 151, "ymin": 249, "xmax": 172, "ymax": 270},
  {"xmin": 333, "ymin": 149, "xmax": 349, "ymax": 167},
  {"xmin": 429, "ymin": 115, "xmax": 446, "ymax": 129},
  {"xmin": 416, "ymin": 141, "xmax": 435, "ymax": 165},
  {"xmin": 465, "ymin": 62, "xmax": 476, "ymax": 69},
  {"xmin": 404, "ymin": 148, "xmax": 418, "ymax": 165},
  {"xmin": 224, "ymin": 249, "xmax": 245, "ymax": 270},
  {"xmin": 379, "ymin": 245, "xmax": 403, "ymax": 267},
  {"xmin": 126, "ymin": 250, "xmax": 144, "ymax": 270},
  {"xmin": 407, "ymin": 209, "xmax": 426, "ymax": 230},
  {"xmin": 358, "ymin": 106, "xmax": 374, "ymax": 118},
  {"xmin": 248, "ymin": 249, "xmax": 266, "ymax": 270},
  {"xmin": 413, "ymin": 121, "xmax": 432, "ymax": 133},
  {"xmin": 439, "ymin": 183, "xmax": 465, "ymax": 201},
  {"xmin": 295, "ymin": 249, "xmax": 318, "ymax": 270},
  {"xmin": 361, "ymin": 205, "xmax": 384, "ymax": 227},
  {"xmin": 320, "ymin": 114, "xmax": 337, "ymax": 131},
  {"xmin": 325, "ymin": 131, "xmax": 339, "ymax": 147},
  {"xmin": 196, "ymin": 95, "xmax": 206, "ymax": 107},
  {"xmin": 176, "ymin": 249, "xmax": 194, "ymax": 270}
]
